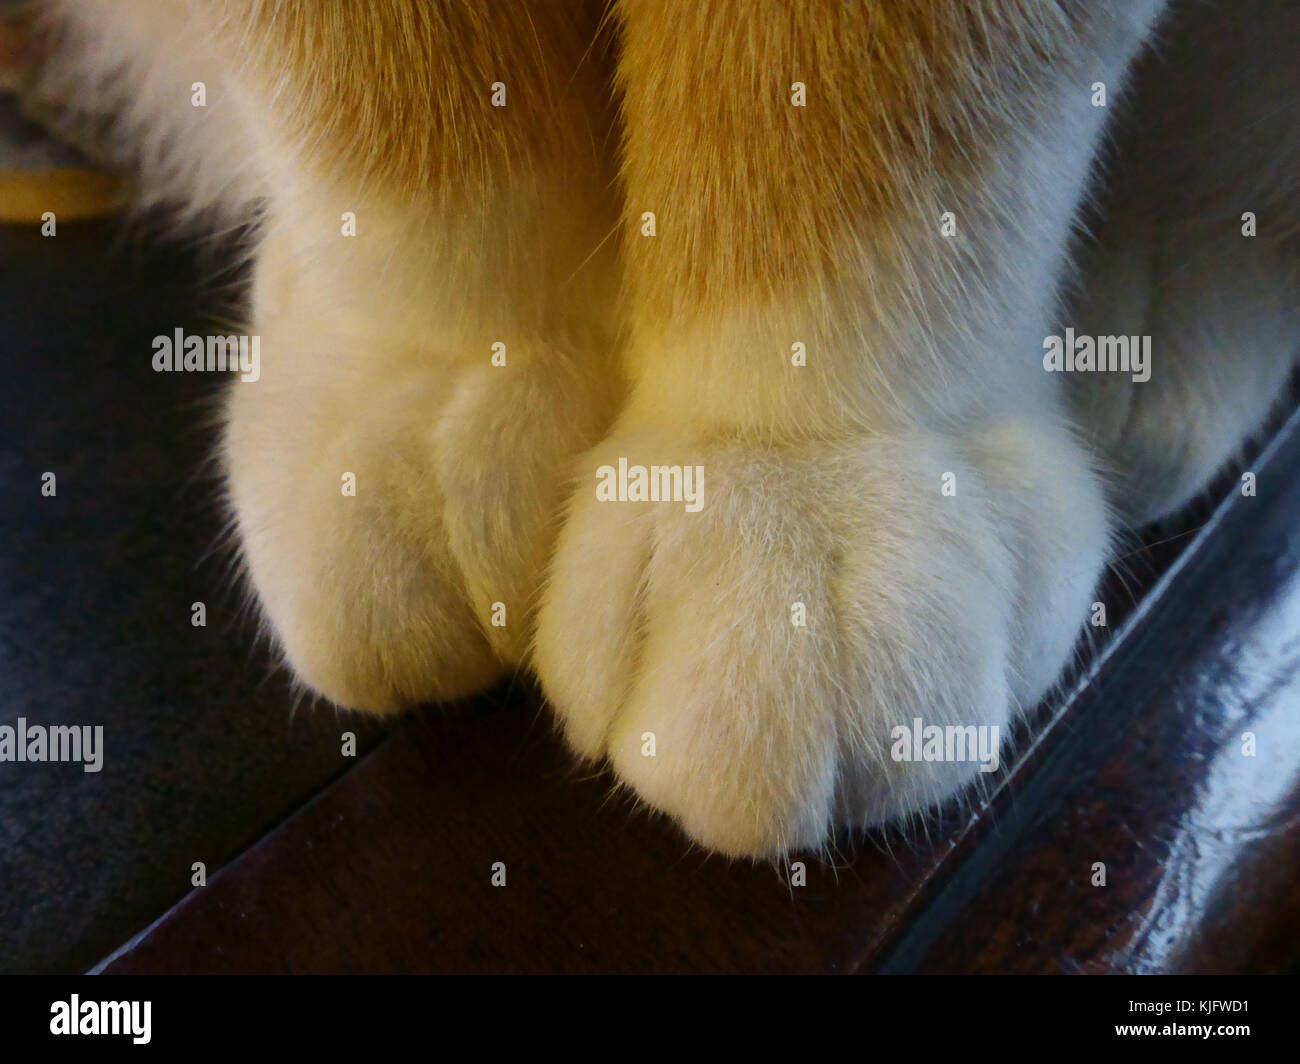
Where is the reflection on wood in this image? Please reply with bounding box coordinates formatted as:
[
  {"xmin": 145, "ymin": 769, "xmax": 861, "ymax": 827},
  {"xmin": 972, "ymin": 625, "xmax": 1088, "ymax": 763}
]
[{"xmin": 98, "ymin": 412, "xmax": 1300, "ymax": 973}]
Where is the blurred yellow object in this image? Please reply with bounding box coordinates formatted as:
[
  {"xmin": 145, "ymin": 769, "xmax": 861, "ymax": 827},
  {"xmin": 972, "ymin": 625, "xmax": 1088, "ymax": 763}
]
[
  {"xmin": 1, "ymin": 7, "xmax": 125, "ymax": 223},
  {"xmin": 0, "ymin": 167, "xmax": 125, "ymax": 223}
]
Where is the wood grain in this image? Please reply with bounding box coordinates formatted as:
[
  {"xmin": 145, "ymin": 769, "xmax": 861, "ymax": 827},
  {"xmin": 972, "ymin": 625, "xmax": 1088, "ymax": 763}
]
[{"xmin": 97, "ymin": 411, "xmax": 1300, "ymax": 974}]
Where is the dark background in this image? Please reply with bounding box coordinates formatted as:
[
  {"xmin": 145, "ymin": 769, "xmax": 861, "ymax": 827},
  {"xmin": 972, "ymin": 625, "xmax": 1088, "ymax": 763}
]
[{"xmin": 0, "ymin": 219, "xmax": 388, "ymax": 972}]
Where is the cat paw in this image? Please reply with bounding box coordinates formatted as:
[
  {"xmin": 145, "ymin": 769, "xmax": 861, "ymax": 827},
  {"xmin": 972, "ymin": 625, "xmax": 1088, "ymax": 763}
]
[
  {"xmin": 224, "ymin": 313, "xmax": 614, "ymax": 714},
  {"xmin": 536, "ymin": 421, "xmax": 1106, "ymax": 857}
]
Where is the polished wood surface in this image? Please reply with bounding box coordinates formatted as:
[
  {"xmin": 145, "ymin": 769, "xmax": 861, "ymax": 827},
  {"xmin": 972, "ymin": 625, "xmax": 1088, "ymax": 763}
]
[
  {"xmin": 883, "ymin": 412, "xmax": 1300, "ymax": 973},
  {"xmin": 96, "ymin": 411, "xmax": 1300, "ymax": 974}
]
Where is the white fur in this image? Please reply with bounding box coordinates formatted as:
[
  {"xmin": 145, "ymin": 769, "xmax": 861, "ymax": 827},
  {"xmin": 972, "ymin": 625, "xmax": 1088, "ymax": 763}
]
[{"xmin": 33, "ymin": 0, "xmax": 1300, "ymax": 857}]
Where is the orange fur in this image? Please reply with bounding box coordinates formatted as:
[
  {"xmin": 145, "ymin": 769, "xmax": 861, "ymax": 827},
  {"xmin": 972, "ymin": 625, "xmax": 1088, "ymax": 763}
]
[{"xmin": 615, "ymin": 0, "xmax": 1099, "ymax": 322}]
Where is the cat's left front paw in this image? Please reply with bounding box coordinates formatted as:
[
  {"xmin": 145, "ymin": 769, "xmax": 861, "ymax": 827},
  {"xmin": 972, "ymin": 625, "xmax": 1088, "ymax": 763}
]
[{"xmin": 536, "ymin": 421, "xmax": 1106, "ymax": 858}]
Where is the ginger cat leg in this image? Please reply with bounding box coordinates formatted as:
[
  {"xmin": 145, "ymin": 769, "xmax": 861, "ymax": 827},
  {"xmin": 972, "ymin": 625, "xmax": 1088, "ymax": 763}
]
[{"xmin": 537, "ymin": 1, "xmax": 1164, "ymax": 856}]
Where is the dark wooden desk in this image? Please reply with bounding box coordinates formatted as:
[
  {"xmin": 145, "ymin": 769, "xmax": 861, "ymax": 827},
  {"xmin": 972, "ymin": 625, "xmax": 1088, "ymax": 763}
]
[
  {"xmin": 99, "ymin": 417, "xmax": 1300, "ymax": 974},
  {"xmin": 4, "ymin": 220, "xmax": 1298, "ymax": 974}
]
